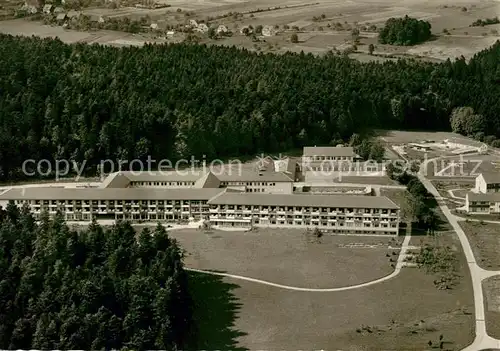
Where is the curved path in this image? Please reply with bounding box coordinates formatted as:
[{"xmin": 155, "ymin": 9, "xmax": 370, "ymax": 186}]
[
  {"xmin": 418, "ymin": 156, "xmax": 500, "ymax": 351},
  {"xmin": 453, "ymin": 213, "xmax": 500, "ymax": 225},
  {"xmin": 186, "ymin": 232, "xmax": 411, "ymax": 292}
]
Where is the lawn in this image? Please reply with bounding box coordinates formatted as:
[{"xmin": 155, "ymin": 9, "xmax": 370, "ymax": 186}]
[
  {"xmin": 483, "ymin": 276, "xmax": 500, "ymax": 340},
  {"xmin": 170, "ymin": 228, "xmax": 400, "ymax": 289},
  {"xmin": 230, "ymin": 268, "xmax": 473, "ymax": 350},
  {"xmin": 459, "ymin": 221, "xmax": 500, "ymax": 270},
  {"xmin": 173, "ymin": 225, "xmax": 474, "ymax": 350}
]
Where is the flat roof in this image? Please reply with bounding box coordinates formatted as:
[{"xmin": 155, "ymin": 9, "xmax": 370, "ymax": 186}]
[
  {"xmin": 121, "ymin": 171, "xmax": 202, "ymax": 182},
  {"xmin": 216, "ymin": 170, "xmax": 292, "ymax": 182},
  {"xmin": 303, "ymin": 146, "xmax": 356, "ymax": 157},
  {"xmin": 480, "ymin": 172, "xmax": 500, "ymax": 184},
  {"xmin": 467, "ymin": 192, "xmax": 500, "ymax": 202},
  {"xmin": 0, "ymin": 187, "xmax": 225, "ymax": 201},
  {"xmin": 445, "ymin": 137, "xmax": 486, "ymax": 148},
  {"xmin": 208, "ymin": 193, "xmax": 399, "ymax": 209}
]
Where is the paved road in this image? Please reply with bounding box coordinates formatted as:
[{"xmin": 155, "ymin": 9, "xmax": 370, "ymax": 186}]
[
  {"xmin": 453, "ymin": 213, "xmax": 500, "ymax": 225},
  {"xmin": 418, "ymin": 158, "xmax": 500, "ymax": 351},
  {"xmin": 448, "ymin": 188, "xmax": 466, "ymax": 201}
]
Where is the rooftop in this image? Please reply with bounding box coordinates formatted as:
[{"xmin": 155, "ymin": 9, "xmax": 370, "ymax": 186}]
[
  {"xmin": 445, "ymin": 137, "xmax": 487, "ymax": 148},
  {"xmin": 0, "ymin": 187, "xmax": 225, "ymax": 201},
  {"xmin": 121, "ymin": 170, "xmax": 202, "ymax": 182},
  {"xmin": 467, "ymin": 192, "xmax": 500, "ymax": 202},
  {"xmin": 101, "ymin": 169, "xmax": 293, "ymax": 186},
  {"xmin": 217, "ymin": 170, "xmax": 293, "ymax": 182},
  {"xmin": 479, "ymin": 172, "xmax": 500, "ymax": 184},
  {"xmin": 303, "ymin": 146, "xmax": 356, "ymax": 158},
  {"xmin": 208, "ymin": 193, "xmax": 399, "ymax": 209}
]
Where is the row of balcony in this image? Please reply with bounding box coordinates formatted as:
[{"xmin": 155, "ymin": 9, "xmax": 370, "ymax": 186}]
[{"xmin": 210, "ymin": 208, "xmax": 397, "ymax": 215}]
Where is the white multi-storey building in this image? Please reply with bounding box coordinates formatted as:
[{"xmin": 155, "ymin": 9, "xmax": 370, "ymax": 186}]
[
  {"xmin": 0, "ymin": 147, "xmax": 403, "ymax": 235},
  {"xmin": 465, "ymin": 192, "xmax": 500, "ymax": 214},
  {"xmin": 100, "ymin": 169, "xmax": 294, "ymax": 194},
  {"xmin": 465, "ymin": 172, "xmax": 500, "ymax": 214},
  {"xmin": 474, "ymin": 172, "xmax": 500, "ymax": 193},
  {"xmin": 0, "ymin": 187, "xmax": 224, "ymax": 221},
  {"xmin": 208, "ymin": 192, "xmax": 400, "ymax": 235},
  {"xmin": 0, "ymin": 187, "xmax": 400, "ymax": 235}
]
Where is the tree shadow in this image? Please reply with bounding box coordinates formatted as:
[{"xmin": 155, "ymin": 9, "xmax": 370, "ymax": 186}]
[{"xmin": 188, "ymin": 271, "xmax": 248, "ymax": 351}]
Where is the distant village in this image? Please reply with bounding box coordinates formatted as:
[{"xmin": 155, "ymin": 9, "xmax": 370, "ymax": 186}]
[{"xmin": 18, "ymin": 0, "xmax": 280, "ymax": 39}]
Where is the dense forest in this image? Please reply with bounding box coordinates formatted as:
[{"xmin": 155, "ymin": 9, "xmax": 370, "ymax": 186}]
[
  {"xmin": 0, "ymin": 204, "xmax": 193, "ymax": 349},
  {"xmin": 378, "ymin": 16, "xmax": 432, "ymax": 45},
  {"xmin": 1, "ymin": 34, "xmax": 500, "ymax": 180}
]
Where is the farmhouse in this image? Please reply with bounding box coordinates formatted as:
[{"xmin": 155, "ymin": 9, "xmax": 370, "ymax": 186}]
[
  {"xmin": 240, "ymin": 25, "xmax": 253, "ymax": 35},
  {"xmin": 474, "ymin": 172, "xmax": 500, "ymax": 193},
  {"xmin": 42, "ymin": 4, "xmax": 53, "ymax": 13},
  {"xmin": 262, "ymin": 25, "xmax": 277, "ymax": 36},
  {"xmin": 21, "ymin": 0, "xmax": 42, "ymax": 14},
  {"xmin": 217, "ymin": 25, "xmax": 228, "ymax": 34},
  {"xmin": 196, "ymin": 23, "xmax": 209, "ymax": 33},
  {"xmin": 465, "ymin": 192, "xmax": 500, "ymax": 214},
  {"xmin": 189, "ymin": 19, "xmax": 198, "ymax": 27},
  {"xmin": 56, "ymin": 13, "xmax": 67, "ymax": 21}
]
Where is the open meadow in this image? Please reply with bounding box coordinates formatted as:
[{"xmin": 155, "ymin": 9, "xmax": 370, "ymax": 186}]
[
  {"xmin": 483, "ymin": 276, "xmax": 500, "ymax": 340},
  {"xmin": 178, "ymin": 231, "xmax": 474, "ymax": 350},
  {"xmin": 169, "ymin": 228, "xmax": 400, "ymax": 288},
  {"xmin": 166, "ymin": 226, "xmax": 475, "ymax": 350},
  {"xmin": 459, "ymin": 221, "xmax": 500, "ymax": 270}
]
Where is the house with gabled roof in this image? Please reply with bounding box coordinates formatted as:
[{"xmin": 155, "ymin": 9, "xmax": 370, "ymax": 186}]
[
  {"xmin": 20, "ymin": 0, "xmax": 42, "ymax": 14},
  {"xmin": 56, "ymin": 12, "xmax": 67, "ymax": 21},
  {"xmin": 217, "ymin": 24, "xmax": 228, "ymax": 34},
  {"xmin": 42, "ymin": 4, "xmax": 53, "ymax": 13},
  {"xmin": 474, "ymin": 172, "xmax": 500, "ymax": 193},
  {"xmin": 262, "ymin": 25, "xmax": 277, "ymax": 36},
  {"xmin": 196, "ymin": 23, "xmax": 209, "ymax": 33}
]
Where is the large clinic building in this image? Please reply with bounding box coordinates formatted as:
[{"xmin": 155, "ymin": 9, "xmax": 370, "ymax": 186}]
[{"xmin": 0, "ymin": 148, "xmax": 401, "ymax": 235}]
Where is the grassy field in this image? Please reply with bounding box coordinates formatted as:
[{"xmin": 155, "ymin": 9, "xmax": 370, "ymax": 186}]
[
  {"xmin": 170, "ymin": 228, "xmax": 400, "ymax": 288},
  {"xmin": 227, "ymin": 268, "xmax": 473, "ymax": 350},
  {"xmin": 483, "ymin": 276, "xmax": 500, "ymax": 340},
  {"xmin": 459, "ymin": 221, "xmax": 500, "ymax": 270},
  {"xmin": 186, "ymin": 229, "xmax": 475, "ymax": 350},
  {"xmin": 169, "ymin": 225, "xmax": 474, "ymax": 350}
]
